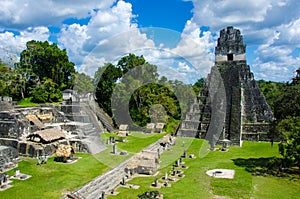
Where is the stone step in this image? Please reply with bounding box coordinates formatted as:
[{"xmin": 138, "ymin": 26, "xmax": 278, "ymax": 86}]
[{"xmin": 67, "ymin": 136, "xmax": 167, "ymax": 198}]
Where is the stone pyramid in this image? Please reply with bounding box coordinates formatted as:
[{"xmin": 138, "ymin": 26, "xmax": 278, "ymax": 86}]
[{"xmin": 177, "ymin": 26, "xmax": 273, "ymax": 146}]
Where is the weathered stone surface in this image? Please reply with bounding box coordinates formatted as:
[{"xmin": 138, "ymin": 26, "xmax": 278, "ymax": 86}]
[{"xmin": 177, "ymin": 26, "xmax": 273, "ymax": 146}]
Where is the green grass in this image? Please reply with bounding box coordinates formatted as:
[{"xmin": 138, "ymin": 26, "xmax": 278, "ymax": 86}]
[
  {"xmin": 94, "ymin": 132, "xmax": 167, "ymax": 168},
  {"xmin": 0, "ymin": 132, "xmax": 166, "ymax": 199},
  {"xmin": 101, "ymin": 132, "xmax": 167, "ymax": 153},
  {"xmin": 108, "ymin": 139, "xmax": 300, "ymax": 199},
  {"xmin": 17, "ymin": 97, "xmax": 61, "ymax": 106},
  {"xmin": 0, "ymin": 153, "xmax": 109, "ymax": 199},
  {"xmin": 1, "ymin": 136, "xmax": 299, "ymax": 199},
  {"xmin": 17, "ymin": 97, "xmax": 39, "ymax": 106}
]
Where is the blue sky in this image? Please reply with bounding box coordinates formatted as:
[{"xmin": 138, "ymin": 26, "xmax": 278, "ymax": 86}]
[
  {"xmin": 127, "ymin": 0, "xmax": 193, "ymax": 32},
  {"xmin": 0, "ymin": 0, "xmax": 299, "ymax": 83}
]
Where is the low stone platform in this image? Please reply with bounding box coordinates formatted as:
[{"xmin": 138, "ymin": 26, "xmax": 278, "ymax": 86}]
[{"xmin": 206, "ymin": 169, "xmax": 235, "ymax": 179}]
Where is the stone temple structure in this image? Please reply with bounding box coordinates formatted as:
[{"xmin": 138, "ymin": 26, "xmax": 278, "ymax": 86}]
[{"xmin": 177, "ymin": 26, "xmax": 273, "ymax": 146}]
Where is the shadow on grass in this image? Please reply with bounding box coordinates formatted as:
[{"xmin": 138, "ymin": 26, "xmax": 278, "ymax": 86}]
[{"xmin": 232, "ymin": 157, "xmax": 300, "ymax": 178}]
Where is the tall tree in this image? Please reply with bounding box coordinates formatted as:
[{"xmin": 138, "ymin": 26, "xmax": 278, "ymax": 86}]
[
  {"xmin": 95, "ymin": 63, "xmax": 122, "ymax": 116},
  {"xmin": 30, "ymin": 78, "xmax": 62, "ymax": 103},
  {"xmin": 19, "ymin": 40, "xmax": 75, "ymax": 92},
  {"xmin": 0, "ymin": 59, "xmax": 11, "ymax": 96},
  {"xmin": 117, "ymin": 53, "xmax": 146, "ymax": 74},
  {"xmin": 192, "ymin": 78, "xmax": 205, "ymax": 95},
  {"xmin": 95, "ymin": 54, "xmax": 148, "ymax": 116},
  {"xmin": 73, "ymin": 73, "xmax": 94, "ymax": 93}
]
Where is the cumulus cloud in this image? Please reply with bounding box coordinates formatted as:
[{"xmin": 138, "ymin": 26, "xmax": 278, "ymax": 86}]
[
  {"xmin": 58, "ymin": 23, "xmax": 89, "ymax": 64},
  {"xmin": 0, "ymin": 0, "xmax": 116, "ymax": 29},
  {"xmin": 252, "ymin": 29, "xmax": 300, "ymax": 81},
  {"xmin": 0, "ymin": 26, "xmax": 50, "ymax": 63},
  {"xmin": 59, "ymin": 1, "xmax": 155, "ymax": 77},
  {"xmin": 186, "ymin": 0, "xmax": 300, "ymax": 81},
  {"xmin": 171, "ymin": 20, "xmax": 215, "ymax": 77},
  {"xmin": 1, "ymin": 0, "xmax": 299, "ymax": 83}
]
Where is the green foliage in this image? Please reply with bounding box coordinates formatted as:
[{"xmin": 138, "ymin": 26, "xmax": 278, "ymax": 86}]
[
  {"xmin": 163, "ymin": 117, "xmax": 180, "ymax": 135},
  {"xmin": 19, "ymin": 40, "xmax": 75, "ymax": 90},
  {"xmin": 128, "ymin": 83, "xmax": 181, "ymax": 127},
  {"xmin": 258, "ymin": 68, "xmax": 300, "ymax": 121},
  {"xmin": 30, "ymin": 78, "xmax": 62, "ymax": 103},
  {"xmin": 17, "ymin": 97, "xmax": 39, "ymax": 106},
  {"xmin": 117, "ymin": 53, "xmax": 146, "ymax": 74},
  {"xmin": 2, "ymin": 40, "xmax": 75, "ymax": 102},
  {"xmin": 0, "ymin": 41, "xmax": 76, "ymax": 102},
  {"xmin": 95, "ymin": 63, "xmax": 122, "ymax": 116},
  {"xmin": 192, "ymin": 78, "xmax": 205, "ymax": 94},
  {"xmin": 259, "ymin": 69, "xmax": 300, "ymax": 168},
  {"xmin": 73, "ymin": 72, "xmax": 94, "ymax": 92},
  {"xmin": 257, "ymin": 80, "xmax": 285, "ymax": 113},
  {"xmin": 95, "ymin": 54, "xmax": 186, "ymax": 131},
  {"xmin": 0, "ymin": 60, "xmax": 12, "ymax": 96},
  {"xmin": 277, "ymin": 116, "xmax": 300, "ymax": 167}
]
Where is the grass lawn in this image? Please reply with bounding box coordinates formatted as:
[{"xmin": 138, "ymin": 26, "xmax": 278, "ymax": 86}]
[
  {"xmin": 0, "ymin": 153, "xmax": 108, "ymax": 199},
  {"xmin": 94, "ymin": 132, "xmax": 167, "ymax": 168},
  {"xmin": 108, "ymin": 139, "xmax": 300, "ymax": 199},
  {"xmin": 0, "ymin": 132, "xmax": 166, "ymax": 199},
  {"xmin": 17, "ymin": 97, "xmax": 40, "ymax": 107},
  {"xmin": 1, "ymin": 135, "xmax": 299, "ymax": 199}
]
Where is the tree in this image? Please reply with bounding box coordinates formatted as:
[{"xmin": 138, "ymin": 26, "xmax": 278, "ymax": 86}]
[
  {"xmin": 259, "ymin": 69, "xmax": 300, "ymax": 169},
  {"xmin": 192, "ymin": 78, "xmax": 205, "ymax": 95},
  {"xmin": 0, "ymin": 59, "xmax": 12, "ymax": 96},
  {"xmin": 128, "ymin": 83, "xmax": 181, "ymax": 127},
  {"xmin": 0, "ymin": 59, "xmax": 27, "ymax": 100},
  {"xmin": 95, "ymin": 54, "xmax": 148, "ymax": 116},
  {"xmin": 19, "ymin": 40, "xmax": 75, "ymax": 92},
  {"xmin": 95, "ymin": 63, "xmax": 122, "ymax": 116},
  {"xmin": 292, "ymin": 68, "xmax": 300, "ymax": 85},
  {"xmin": 117, "ymin": 53, "xmax": 146, "ymax": 74},
  {"xmin": 30, "ymin": 78, "xmax": 62, "ymax": 103},
  {"xmin": 257, "ymin": 80, "xmax": 286, "ymax": 113},
  {"xmin": 73, "ymin": 73, "xmax": 94, "ymax": 93},
  {"xmin": 111, "ymin": 62, "xmax": 160, "ymax": 126},
  {"xmin": 277, "ymin": 116, "xmax": 300, "ymax": 167}
]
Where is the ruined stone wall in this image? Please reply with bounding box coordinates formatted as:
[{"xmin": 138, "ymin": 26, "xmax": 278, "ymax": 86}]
[
  {"xmin": 0, "ymin": 96, "xmax": 13, "ymax": 111},
  {"xmin": 242, "ymin": 123, "xmax": 271, "ymax": 142},
  {"xmin": 0, "ymin": 145, "xmax": 19, "ymax": 170},
  {"xmin": 0, "ymin": 112, "xmax": 29, "ymax": 139}
]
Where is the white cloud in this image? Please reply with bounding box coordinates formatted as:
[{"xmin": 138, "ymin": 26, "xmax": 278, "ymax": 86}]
[
  {"xmin": 0, "ymin": 0, "xmax": 116, "ymax": 29},
  {"xmin": 0, "ymin": 26, "xmax": 49, "ymax": 63},
  {"xmin": 171, "ymin": 20, "xmax": 215, "ymax": 77},
  {"xmin": 58, "ymin": 24, "xmax": 90, "ymax": 64},
  {"xmin": 59, "ymin": 1, "xmax": 155, "ymax": 77},
  {"xmin": 185, "ymin": 0, "xmax": 300, "ymax": 81},
  {"xmin": 1, "ymin": 0, "xmax": 299, "ymax": 83},
  {"xmin": 80, "ymin": 55, "xmax": 106, "ymax": 76}
]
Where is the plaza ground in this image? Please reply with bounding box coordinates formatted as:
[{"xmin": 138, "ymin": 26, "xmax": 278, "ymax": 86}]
[{"xmin": 0, "ymin": 133, "xmax": 299, "ymax": 199}]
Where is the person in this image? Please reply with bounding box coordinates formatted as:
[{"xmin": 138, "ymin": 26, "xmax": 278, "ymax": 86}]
[{"xmin": 36, "ymin": 156, "xmax": 41, "ymax": 165}]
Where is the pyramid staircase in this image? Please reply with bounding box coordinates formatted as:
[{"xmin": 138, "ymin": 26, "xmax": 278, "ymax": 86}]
[{"xmin": 177, "ymin": 85, "xmax": 211, "ymax": 138}]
